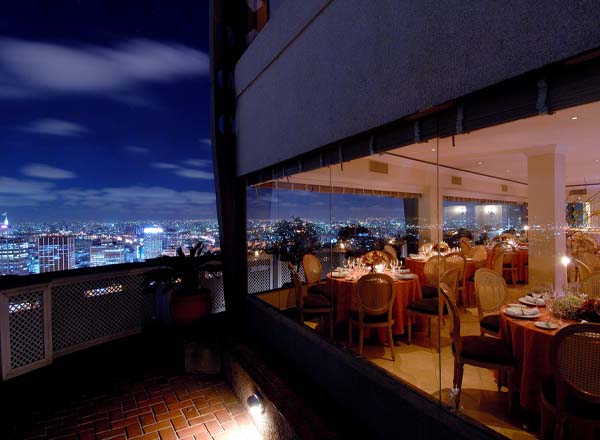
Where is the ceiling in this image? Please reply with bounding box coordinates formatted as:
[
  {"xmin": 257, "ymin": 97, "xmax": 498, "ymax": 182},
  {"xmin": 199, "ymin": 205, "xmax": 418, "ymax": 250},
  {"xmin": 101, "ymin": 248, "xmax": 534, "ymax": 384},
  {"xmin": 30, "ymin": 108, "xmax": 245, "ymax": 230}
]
[{"xmin": 387, "ymin": 100, "xmax": 600, "ymax": 186}]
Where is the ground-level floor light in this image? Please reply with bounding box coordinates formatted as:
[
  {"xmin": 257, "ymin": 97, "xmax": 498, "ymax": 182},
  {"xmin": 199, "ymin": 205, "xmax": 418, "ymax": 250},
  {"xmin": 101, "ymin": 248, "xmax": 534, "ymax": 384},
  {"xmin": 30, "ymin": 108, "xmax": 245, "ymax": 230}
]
[{"xmin": 247, "ymin": 392, "xmax": 264, "ymax": 418}]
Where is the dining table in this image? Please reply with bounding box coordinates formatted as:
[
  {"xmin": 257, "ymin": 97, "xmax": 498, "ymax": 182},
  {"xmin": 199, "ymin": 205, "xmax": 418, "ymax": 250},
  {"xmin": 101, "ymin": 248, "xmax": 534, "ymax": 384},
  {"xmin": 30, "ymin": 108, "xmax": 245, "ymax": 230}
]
[
  {"xmin": 499, "ymin": 305, "xmax": 573, "ymax": 412},
  {"xmin": 327, "ymin": 270, "xmax": 423, "ymax": 338}
]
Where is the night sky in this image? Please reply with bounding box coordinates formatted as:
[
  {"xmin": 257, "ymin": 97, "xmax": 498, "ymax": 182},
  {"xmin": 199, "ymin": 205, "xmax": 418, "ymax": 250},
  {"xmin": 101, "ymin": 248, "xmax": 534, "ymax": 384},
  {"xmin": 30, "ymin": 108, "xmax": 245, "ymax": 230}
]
[{"xmin": 0, "ymin": 1, "xmax": 214, "ymax": 223}]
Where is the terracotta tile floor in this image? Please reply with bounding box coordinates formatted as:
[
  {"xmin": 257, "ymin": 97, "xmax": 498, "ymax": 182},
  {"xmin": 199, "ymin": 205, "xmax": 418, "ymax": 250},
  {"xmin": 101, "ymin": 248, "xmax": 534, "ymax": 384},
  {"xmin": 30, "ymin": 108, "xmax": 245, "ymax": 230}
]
[
  {"xmin": 0, "ymin": 327, "xmax": 262, "ymax": 440},
  {"xmin": 351, "ymin": 284, "xmax": 540, "ymax": 440},
  {"xmin": 20, "ymin": 373, "xmax": 261, "ymax": 440}
]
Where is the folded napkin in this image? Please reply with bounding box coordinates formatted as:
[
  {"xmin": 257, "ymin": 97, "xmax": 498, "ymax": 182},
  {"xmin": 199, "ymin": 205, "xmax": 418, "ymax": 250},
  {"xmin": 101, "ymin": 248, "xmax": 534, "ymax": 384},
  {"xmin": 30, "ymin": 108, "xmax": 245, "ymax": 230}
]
[{"xmin": 507, "ymin": 306, "xmax": 538, "ymax": 316}]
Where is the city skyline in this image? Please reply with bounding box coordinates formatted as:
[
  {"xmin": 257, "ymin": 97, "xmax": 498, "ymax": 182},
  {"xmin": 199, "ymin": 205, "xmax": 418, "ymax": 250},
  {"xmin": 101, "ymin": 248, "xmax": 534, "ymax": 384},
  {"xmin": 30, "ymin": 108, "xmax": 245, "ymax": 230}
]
[{"xmin": 1, "ymin": 1, "xmax": 215, "ymax": 222}]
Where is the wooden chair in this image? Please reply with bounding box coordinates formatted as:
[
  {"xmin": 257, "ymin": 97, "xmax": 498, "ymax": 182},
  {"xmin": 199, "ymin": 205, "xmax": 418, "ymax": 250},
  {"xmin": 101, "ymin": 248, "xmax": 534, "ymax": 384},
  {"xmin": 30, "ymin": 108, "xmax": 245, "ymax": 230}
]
[
  {"xmin": 348, "ymin": 273, "xmax": 396, "ymax": 360},
  {"xmin": 422, "ymin": 255, "xmax": 447, "ymax": 298},
  {"xmin": 407, "ymin": 267, "xmax": 460, "ymax": 346},
  {"xmin": 446, "ymin": 252, "xmax": 466, "ymax": 304},
  {"xmin": 442, "ymin": 283, "xmax": 516, "ymax": 413},
  {"xmin": 474, "ymin": 268, "xmax": 508, "ymax": 337},
  {"xmin": 302, "ymin": 253, "xmax": 328, "ymax": 296},
  {"xmin": 459, "ymin": 237, "xmax": 472, "ymax": 256},
  {"xmin": 581, "ymin": 251, "xmax": 600, "ymax": 272},
  {"xmin": 289, "ymin": 263, "xmax": 333, "ymax": 338},
  {"xmin": 574, "ymin": 258, "xmax": 593, "ymax": 282},
  {"xmin": 501, "ymin": 244, "xmax": 518, "ymax": 285},
  {"xmin": 491, "ymin": 251, "xmax": 505, "ymax": 276},
  {"xmin": 383, "ymin": 244, "xmax": 398, "ymax": 263},
  {"xmin": 471, "ymin": 245, "xmax": 488, "ymax": 269},
  {"xmin": 540, "ymin": 323, "xmax": 600, "ymax": 440},
  {"xmin": 579, "ymin": 272, "xmax": 600, "ymax": 299}
]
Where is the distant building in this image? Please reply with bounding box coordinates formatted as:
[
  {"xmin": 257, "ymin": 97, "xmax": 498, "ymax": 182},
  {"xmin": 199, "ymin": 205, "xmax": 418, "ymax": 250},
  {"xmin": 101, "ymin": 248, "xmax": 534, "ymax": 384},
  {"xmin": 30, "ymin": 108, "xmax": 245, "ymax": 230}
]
[
  {"xmin": 90, "ymin": 244, "xmax": 126, "ymax": 267},
  {"xmin": 0, "ymin": 237, "xmax": 30, "ymax": 275},
  {"xmin": 143, "ymin": 226, "xmax": 163, "ymax": 260},
  {"xmin": 38, "ymin": 235, "xmax": 75, "ymax": 273}
]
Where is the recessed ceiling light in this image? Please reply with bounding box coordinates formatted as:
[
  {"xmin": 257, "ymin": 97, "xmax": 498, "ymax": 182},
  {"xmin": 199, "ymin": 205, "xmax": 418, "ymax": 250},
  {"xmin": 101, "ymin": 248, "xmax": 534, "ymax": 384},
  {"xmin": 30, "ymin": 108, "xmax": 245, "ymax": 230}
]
[
  {"xmin": 431, "ymin": 148, "xmax": 436, "ymax": 152},
  {"xmin": 570, "ymin": 116, "xmax": 578, "ymax": 120},
  {"xmin": 477, "ymin": 161, "xmax": 483, "ymax": 166}
]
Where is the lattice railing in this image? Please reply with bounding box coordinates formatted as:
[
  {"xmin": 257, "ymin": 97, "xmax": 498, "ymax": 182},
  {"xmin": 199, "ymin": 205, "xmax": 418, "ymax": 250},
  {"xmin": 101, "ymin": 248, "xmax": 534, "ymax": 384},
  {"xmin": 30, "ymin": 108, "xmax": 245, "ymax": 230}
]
[{"xmin": 0, "ymin": 266, "xmax": 225, "ymax": 380}]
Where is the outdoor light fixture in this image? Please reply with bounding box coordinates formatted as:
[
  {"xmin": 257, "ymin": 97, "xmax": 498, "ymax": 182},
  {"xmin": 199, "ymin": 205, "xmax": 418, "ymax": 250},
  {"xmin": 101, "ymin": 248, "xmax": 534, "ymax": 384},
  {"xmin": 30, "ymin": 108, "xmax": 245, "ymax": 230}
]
[
  {"xmin": 561, "ymin": 256, "xmax": 571, "ymax": 267},
  {"xmin": 247, "ymin": 392, "xmax": 264, "ymax": 417}
]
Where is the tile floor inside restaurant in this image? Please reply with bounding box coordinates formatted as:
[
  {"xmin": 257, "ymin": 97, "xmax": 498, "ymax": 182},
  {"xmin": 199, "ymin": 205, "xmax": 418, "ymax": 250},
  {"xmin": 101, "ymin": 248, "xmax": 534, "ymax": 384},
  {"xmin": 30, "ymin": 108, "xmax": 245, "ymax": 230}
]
[{"xmin": 349, "ymin": 285, "xmax": 538, "ymax": 440}]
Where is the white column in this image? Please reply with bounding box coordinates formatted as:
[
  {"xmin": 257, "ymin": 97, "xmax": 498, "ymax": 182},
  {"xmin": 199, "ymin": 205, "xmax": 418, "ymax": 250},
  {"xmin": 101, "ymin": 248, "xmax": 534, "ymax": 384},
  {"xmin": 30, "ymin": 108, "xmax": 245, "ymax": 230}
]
[
  {"xmin": 527, "ymin": 146, "xmax": 567, "ymax": 291},
  {"xmin": 418, "ymin": 171, "xmax": 442, "ymax": 246}
]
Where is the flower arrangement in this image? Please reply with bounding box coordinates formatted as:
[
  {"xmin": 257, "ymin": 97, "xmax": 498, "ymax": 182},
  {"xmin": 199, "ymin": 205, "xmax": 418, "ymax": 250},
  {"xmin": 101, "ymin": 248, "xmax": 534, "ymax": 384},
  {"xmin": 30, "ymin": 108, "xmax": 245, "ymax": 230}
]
[
  {"xmin": 552, "ymin": 295, "xmax": 585, "ymax": 320},
  {"xmin": 361, "ymin": 250, "xmax": 388, "ymax": 272},
  {"xmin": 432, "ymin": 241, "xmax": 449, "ymax": 253}
]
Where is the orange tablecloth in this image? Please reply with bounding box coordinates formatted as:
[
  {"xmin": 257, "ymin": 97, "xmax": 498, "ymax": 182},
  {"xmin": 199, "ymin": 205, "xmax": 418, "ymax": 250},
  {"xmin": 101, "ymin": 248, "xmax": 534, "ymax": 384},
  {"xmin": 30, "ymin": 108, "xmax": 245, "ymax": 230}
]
[
  {"xmin": 404, "ymin": 258, "xmax": 426, "ymax": 285},
  {"xmin": 499, "ymin": 308, "xmax": 573, "ymax": 412},
  {"xmin": 328, "ymin": 274, "xmax": 422, "ymax": 336}
]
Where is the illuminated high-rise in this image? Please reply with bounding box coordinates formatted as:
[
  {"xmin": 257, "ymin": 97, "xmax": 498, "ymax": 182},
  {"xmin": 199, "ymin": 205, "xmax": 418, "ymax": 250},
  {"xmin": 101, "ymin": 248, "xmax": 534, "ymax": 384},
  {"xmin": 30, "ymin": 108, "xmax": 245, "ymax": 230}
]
[
  {"xmin": 0, "ymin": 237, "xmax": 30, "ymax": 275},
  {"xmin": 38, "ymin": 235, "xmax": 75, "ymax": 273},
  {"xmin": 90, "ymin": 244, "xmax": 126, "ymax": 267},
  {"xmin": 143, "ymin": 226, "xmax": 163, "ymax": 260}
]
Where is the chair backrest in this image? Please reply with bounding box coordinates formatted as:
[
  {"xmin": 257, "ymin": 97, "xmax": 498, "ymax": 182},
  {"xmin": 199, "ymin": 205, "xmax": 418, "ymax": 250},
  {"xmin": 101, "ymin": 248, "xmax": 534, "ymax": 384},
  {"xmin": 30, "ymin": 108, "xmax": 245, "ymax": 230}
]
[
  {"xmin": 574, "ymin": 258, "xmax": 592, "ymax": 281},
  {"xmin": 579, "ymin": 272, "xmax": 600, "ymax": 299},
  {"xmin": 491, "ymin": 251, "xmax": 504, "ymax": 275},
  {"xmin": 288, "ymin": 262, "xmax": 305, "ymax": 309},
  {"xmin": 302, "ymin": 253, "xmax": 322, "ymax": 284},
  {"xmin": 356, "ymin": 273, "xmax": 395, "ymax": 318},
  {"xmin": 551, "ymin": 324, "xmax": 600, "ymax": 407},
  {"xmin": 424, "ymin": 255, "xmax": 447, "ymax": 287},
  {"xmin": 459, "ymin": 237, "xmax": 472, "ymax": 256},
  {"xmin": 582, "ymin": 236, "xmax": 598, "ymax": 252},
  {"xmin": 383, "ymin": 245, "xmax": 398, "ymax": 261},
  {"xmin": 471, "ymin": 245, "xmax": 488, "ymax": 267},
  {"xmin": 474, "ymin": 268, "xmax": 508, "ymax": 319},
  {"xmin": 439, "ymin": 283, "xmax": 462, "ymax": 354},
  {"xmin": 445, "ymin": 252, "xmax": 466, "ymax": 279},
  {"xmin": 581, "ymin": 251, "xmax": 600, "ymax": 272},
  {"xmin": 438, "ymin": 267, "xmax": 461, "ymax": 316}
]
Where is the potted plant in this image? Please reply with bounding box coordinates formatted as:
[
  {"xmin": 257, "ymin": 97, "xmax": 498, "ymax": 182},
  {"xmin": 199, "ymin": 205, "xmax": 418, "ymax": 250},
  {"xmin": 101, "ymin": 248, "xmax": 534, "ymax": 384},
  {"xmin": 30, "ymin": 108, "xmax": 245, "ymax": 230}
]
[{"xmin": 146, "ymin": 242, "xmax": 222, "ymax": 326}]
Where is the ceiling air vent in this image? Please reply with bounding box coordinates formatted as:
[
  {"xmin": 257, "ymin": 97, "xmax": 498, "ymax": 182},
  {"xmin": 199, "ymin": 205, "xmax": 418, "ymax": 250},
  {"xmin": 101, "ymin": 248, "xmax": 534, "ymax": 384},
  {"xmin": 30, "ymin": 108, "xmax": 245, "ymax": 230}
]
[
  {"xmin": 368, "ymin": 160, "xmax": 388, "ymax": 174},
  {"xmin": 569, "ymin": 189, "xmax": 587, "ymax": 196},
  {"xmin": 451, "ymin": 176, "xmax": 462, "ymax": 185},
  {"xmin": 501, "ymin": 184, "xmax": 508, "ymax": 192}
]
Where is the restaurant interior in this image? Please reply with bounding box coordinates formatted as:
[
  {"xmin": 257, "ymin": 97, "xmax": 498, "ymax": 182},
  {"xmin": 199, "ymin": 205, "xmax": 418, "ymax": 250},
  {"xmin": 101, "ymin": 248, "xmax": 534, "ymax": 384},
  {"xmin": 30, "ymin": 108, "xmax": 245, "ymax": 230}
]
[{"xmin": 248, "ymin": 101, "xmax": 600, "ymax": 439}]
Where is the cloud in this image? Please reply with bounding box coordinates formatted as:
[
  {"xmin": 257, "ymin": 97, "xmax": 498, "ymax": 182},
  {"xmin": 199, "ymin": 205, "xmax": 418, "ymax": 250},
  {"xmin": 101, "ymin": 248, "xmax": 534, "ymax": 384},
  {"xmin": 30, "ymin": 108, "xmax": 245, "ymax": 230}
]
[
  {"xmin": 150, "ymin": 162, "xmax": 180, "ymax": 170},
  {"xmin": 21, "ymin": 163, "xmax": 76, "ymax": 180},
  {"xmin": 0, "ymin": 38, "xmax": 209, "ymax": 98},
  {"xmin": 22, "ymin": 118, "xmax": 87, "ymax": 136},
  {"xmin": 173, "ymin": 169, "xmax": 213, "ymax": 179},
  {"xmin": 182, "ymin": 158, "xmax": 211, "ymax": 168},
  {"xmin": 124, "ymin": 145, "xmax": 150, "ymax": 154}
]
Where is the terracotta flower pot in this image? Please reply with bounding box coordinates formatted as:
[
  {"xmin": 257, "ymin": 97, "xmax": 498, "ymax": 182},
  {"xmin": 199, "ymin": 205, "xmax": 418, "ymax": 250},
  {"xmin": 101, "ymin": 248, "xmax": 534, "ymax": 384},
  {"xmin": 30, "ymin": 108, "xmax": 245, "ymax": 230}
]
[{"xmin": 170, "ymin": 292, "xmax": 212, "ymax": 326}]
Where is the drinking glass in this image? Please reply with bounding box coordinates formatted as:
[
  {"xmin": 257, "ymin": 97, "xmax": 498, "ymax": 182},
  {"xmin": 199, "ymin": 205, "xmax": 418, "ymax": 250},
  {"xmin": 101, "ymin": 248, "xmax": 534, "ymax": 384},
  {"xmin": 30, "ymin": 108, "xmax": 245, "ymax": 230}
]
[{"xmin": 543, "ymin": 291, "xmax": 556, "ymax": 324}]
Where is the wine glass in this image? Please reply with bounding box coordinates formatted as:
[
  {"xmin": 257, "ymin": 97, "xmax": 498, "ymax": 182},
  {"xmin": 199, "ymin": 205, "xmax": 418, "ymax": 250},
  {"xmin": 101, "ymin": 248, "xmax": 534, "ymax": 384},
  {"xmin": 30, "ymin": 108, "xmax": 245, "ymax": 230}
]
[
  {"xmin": 390, "ymin": 259, "xmax": 398, "ymax": 271},
  {"xmin": 543, "ymin": 290, "xmax": 556, "ymax": 324}
]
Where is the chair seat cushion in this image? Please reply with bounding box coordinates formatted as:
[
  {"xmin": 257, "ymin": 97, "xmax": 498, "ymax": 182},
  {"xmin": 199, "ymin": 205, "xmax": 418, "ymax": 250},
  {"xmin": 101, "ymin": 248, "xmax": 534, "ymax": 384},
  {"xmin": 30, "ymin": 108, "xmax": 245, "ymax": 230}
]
[
  {"xmin": 455, "ymin": 336, "xmax": 515, "ymax": 366},
  {"xmin": 407, "ymin": 298, "xmax": 447, "ymax": 315},
  {"xmin": 541, "ymin": 378, "xmax": 600, "ymax": 420},
  {"xmin": 307, "ymin": 283, "xmax": 327, "ymax": 296},
  {"xmin": 480, "ymin": 314, "xmax": 500, "ymax": 334},
  {"xmin": 421, "ymin": 285, "xmax": 438, "ymax": 299},
  {"xmin": 348, "ymin": 310, "xmax": 391, "ymax": 324},
  {"xmin": 303, "ymin": 294, "xmax": 332, "ymax": 309}
]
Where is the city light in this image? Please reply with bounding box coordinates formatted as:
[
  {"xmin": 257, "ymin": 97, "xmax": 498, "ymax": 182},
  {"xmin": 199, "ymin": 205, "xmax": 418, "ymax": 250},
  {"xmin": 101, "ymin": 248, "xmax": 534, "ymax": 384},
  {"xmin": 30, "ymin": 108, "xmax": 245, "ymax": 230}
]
[{"xmin": 143, "ymin": 227, "xmax": 164, "ymax": 234}]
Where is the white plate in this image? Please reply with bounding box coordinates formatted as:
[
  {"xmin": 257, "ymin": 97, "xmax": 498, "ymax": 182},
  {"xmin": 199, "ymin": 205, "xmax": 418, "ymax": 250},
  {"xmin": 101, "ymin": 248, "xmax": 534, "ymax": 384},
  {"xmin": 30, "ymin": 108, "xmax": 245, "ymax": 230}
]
[
  {"xmin": 331, "ymin": 271, "xmax": 347, "ymax": 278},
  {"xmin": 535, "ymin": 321, "xmax": 558, "ymax": 330},
  {"xmin": 399, "ymin": 274, "xmax": 418, "ymax": 280},
  {"xmin": 503, "ymin": 307, "xmax": 540, "ymax": 319},
  {"xmin": 519, "ymin": 296, "xmax": 545, "ymax": 306},
  {"xmin": 398, "ymin": 269, "xmax": 411, "ymax": 274}
]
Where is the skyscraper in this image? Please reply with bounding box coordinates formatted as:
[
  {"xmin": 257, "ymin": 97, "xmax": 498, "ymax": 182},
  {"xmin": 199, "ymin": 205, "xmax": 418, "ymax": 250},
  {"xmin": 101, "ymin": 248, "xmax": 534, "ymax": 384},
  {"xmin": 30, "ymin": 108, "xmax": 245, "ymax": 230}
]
[
  {"xmin": 0, "ymin": 237, "xmax": 30, "ymax": 275},
  {"xmin": 142, "ymin": 226, "xmax": 163, "ymax": 260},
  {"xmin": 90, "ymin": 244, "xmax": 126, "ymax": 267},
  {"xmin": 38, "ymin": 235, "xmax": 75, "ymax": 273}
]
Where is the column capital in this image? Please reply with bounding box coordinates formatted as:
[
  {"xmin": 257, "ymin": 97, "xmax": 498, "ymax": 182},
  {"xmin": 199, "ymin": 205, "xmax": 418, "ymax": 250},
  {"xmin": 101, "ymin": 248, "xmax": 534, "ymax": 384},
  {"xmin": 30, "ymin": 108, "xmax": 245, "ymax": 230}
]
[{"xmin": 523, "ymin": 144, "xmax": 567, "ymax": 157}]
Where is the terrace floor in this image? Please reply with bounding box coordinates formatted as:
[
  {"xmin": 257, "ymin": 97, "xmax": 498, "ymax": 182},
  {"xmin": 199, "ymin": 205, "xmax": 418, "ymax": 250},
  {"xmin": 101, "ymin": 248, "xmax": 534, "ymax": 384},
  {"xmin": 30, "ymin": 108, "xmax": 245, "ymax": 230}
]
[{"xmin": 0, "ymin": 327, "xmax": 261, "ymax": 440}]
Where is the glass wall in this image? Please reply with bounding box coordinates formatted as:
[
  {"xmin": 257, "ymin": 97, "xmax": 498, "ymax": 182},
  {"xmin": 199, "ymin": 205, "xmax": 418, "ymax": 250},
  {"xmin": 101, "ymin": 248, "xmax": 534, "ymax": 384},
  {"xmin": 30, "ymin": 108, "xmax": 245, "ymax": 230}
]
[{"xmin": 246, "ymin": 101, "xmax": 600, "ymax": 438}]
